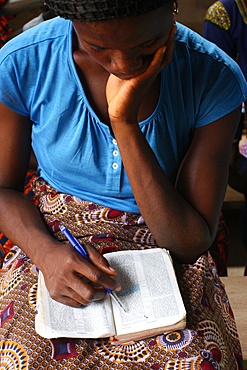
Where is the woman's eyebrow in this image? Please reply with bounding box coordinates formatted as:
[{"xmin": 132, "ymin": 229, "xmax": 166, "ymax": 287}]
[{"xmin": 83, "ymin": 32, "xmax": 164, "ymax": 49}]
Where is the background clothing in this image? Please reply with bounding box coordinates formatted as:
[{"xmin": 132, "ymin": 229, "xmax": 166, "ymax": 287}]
[
  {"xmin": 204, "ymin": 0, "xmax": 247, "ymax": 265},
  {"xmin": 0, "ymin": 17, "xmax": 246, "ymax": 213},
  {"xmin": 204, "ymin": 0, "xmax": 247, "ymax": 80},
  {"xmin": 204, "ymin": 0, "xmax": 247, "ymax": 144},
  {"xmin": 0, "ymin": 0, "xmax": 11, "ymax": 47}
]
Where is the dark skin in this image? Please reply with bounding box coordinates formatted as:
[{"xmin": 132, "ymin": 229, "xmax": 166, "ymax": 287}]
[{"xmin": 0, "ymin": 5, "xmax": 240, "ymax": 307}]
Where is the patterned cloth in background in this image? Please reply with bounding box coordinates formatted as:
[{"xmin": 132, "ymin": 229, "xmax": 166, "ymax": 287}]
[
  {"xmin": 0, "ymin": 176, "xmax": 244, "ymax": 369},
  {"xmin": 204, "ymin": 0, "xmax": 247, "ymax": 79},
  {"xmin": 0, "ymin": 0, "xmax": 12, "ymax": 47}
]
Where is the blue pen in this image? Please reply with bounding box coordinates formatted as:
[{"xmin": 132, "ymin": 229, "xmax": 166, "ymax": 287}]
[{"xmin": 59, "ymin": 225, "xmax": 126, "ymax": 312}]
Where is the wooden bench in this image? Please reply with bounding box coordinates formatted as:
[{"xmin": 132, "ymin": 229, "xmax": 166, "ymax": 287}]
[
  {"xmin": 223, "ymin": 185, "xmax": 245, "ymax": 210},
  {"xmin": 221, "ymin": 277, "xmax": 247, "ymax": 368}
]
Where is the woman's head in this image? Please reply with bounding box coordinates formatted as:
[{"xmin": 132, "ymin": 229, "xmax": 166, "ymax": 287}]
[
  {"xmin": 71, "ymin": 3, "xmax": 176, "ymax": 80},
  {"xmin": 45, "ymin": 0, "xmax": 174, "ymax": 21}
]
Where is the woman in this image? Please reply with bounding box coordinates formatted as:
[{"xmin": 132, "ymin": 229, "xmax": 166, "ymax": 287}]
[{"xmin": 0, "ymin": 0, "xmax": 246, "ymax": 368}]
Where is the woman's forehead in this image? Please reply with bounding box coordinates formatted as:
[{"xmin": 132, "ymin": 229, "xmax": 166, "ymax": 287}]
[{"xmin": 73, "ymin": 6, "xmax": 173, "ymax": 46}]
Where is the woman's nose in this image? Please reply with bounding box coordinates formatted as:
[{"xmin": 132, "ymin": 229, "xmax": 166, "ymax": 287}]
[{"xmin": 110, "ymin": 50, "xmax": 143, "ymax": 76}]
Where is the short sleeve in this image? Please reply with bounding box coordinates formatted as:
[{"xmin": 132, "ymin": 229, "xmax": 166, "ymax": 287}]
[
  {"xmin": 195, "ymin": 60, "xmax": 247, "ymax": 127},
  {"xmin": 0, "ymin": 46, "xmax": 30, "ymax": 116}
]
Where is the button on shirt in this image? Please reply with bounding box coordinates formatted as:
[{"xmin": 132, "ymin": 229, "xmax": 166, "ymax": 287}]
[{"xmin": 0, "ymin": 18, "xmax": 246, "ymax": 213}]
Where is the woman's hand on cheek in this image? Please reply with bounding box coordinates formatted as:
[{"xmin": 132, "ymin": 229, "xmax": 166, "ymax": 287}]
[{"xmin": 106, "ymin": 23, "xmax": 177, "ymax": 125}]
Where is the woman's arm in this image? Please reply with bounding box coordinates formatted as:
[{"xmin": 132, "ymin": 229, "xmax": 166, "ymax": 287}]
[
  {"xmin": 106, "ymin": 29, "xmax": 240, "ymax": 263},
  {"xmin": 110, "ymin": 108, "xmax": 239, "ymax": 263},
  {"xmin": 0, "ymin": 103, "xmax": 120, "ymax": 307}
]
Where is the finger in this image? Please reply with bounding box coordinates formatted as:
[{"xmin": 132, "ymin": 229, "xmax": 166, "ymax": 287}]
[
  {"xmin": 49, "ymin": 274, "xmax": 107, "ymax": 307},
  {"xmin": 44, "ymin": 248, "xmax": 120, "ymax": 301},
  {"xmin": 77, "ymin": 258, "xmax": 121, "ymax": 292},
  {"xmin": 152, "ymin": 24, "xmax": 177, "ymax": 68},
  {"xmin": 51, "ymin": 289, "xmax": 105, "ymax": 308},
  {"xmin": 70, "ymin": 247, "xmax": 121, "ymax": 292},
  {"xmin": 144, "ymin": 23, "xmax": 177, "ymax": 76},
  {"xmin": 83, "ymin": 243, "xmax": 117, "ymax": 275},
  {"xmin": 160, "ymin": 23, "xmax": 177, "ymax": 68}
]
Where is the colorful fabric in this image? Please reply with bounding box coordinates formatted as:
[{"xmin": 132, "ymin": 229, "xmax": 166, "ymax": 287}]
[
  {"xmin": 0, "ymin": 170, "xmax": 38, "ymax": 267},
  {"xmin": 204, "ymin": 1, "xmax": 231, "ymax": 30},
  {"xmin": 0, "ymin": 176, "xmax": 243, "ymax": 369},
  {"xmin": 0, "ymin": 233, "xmax": 13, "ymax": 267},
  {"xmin": 209, "ymin": 212, "xmax": 230, "ymax": 277},
  {"xmin": 0, "ymin": 171, "xmax": 230, "ymax": 277},
  {"xmin": 0, "ymin": 0, "xmax": 12, "ymax": 47}
]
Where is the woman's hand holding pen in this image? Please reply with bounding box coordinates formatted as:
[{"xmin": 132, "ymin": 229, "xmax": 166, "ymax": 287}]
[{"xmin": 40, "ymin": 240, "xmax": 120, "ymax": 308}]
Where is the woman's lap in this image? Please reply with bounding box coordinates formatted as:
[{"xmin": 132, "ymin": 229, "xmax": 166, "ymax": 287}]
[{"xmin": 0, "ymin": 176, "xmax": 243, "ymax": 369}]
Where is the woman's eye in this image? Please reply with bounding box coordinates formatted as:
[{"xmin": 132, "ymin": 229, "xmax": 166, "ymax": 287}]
[{"xmin": 90, "ymin": 44, "xmax": 105, "ymax": 52}]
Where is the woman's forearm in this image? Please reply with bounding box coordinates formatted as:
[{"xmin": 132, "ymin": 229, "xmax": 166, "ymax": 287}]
[
  {"xmin": 0, "ymin": 188, "xmax": 57, "ymax": 269},
  {"xmin": 111, "ymin": 123, "xmax": 212, "ymax": 262}
]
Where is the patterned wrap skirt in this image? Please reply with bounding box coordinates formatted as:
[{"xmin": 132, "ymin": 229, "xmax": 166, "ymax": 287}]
[{"xmin": 0, "ymin": 176, "xmax": 244, "ymax": 369}]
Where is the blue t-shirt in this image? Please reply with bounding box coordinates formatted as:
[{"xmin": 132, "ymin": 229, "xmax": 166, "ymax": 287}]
[{"xmin": 0, "ymin": 17, "xmax": 247, "ymax": 212}]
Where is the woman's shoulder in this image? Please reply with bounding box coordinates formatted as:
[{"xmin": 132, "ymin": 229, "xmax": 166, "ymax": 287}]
[
  {"xmin": 175, "ymin": 22, "xmax": 243, "ymax": 74},
  {"xmin": 175, "ymin": 22, "xmax": 225, "ymax": 55},
  {"xmin": 0, "ymin": 17, "xmax": 71, "ymax": 62},
  {"xmin": 173, "ymin": 23, "xmax": 247, "ymax": 125},
  {"xmin": 0, "ymin": 17, "xmax": 74, "ymax": 117},
  {"xmin": 175, "ymin": 22, "xmax": 218, "ymax": 54}
]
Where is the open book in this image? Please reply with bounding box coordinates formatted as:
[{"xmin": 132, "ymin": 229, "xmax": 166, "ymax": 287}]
[{"xmin": 35, "ymin": 248, "xmax": 186, "ymax": 343}]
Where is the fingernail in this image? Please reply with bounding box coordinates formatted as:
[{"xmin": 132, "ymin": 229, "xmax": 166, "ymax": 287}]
[{"xmin": 108, "ymin": 266, "xmax": 116, "ymax": 272}]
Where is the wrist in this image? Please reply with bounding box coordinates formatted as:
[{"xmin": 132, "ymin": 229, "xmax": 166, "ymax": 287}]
[
  {"xmin": 29, "ymin": 233, "xmax": 60, "ymax": 270},
  {"xmin": 110, "ymin": 117, "xmax": 139, "ymax": 132},
  {"xmin": 109, "ymin": 115, "xmax": 138, "ymax": 126},
  {"xmin": 111, "ymin": 122, "xmax": 141, "ymax": 145}
]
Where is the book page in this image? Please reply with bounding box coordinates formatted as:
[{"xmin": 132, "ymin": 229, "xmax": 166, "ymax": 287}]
[
  {"xmin": 105, "ymin": 248, "xmax": 186, "ymax": 337},
  {"xmin": 35, "ymin": 272, "xmax": 116, "ymax": 338}
]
